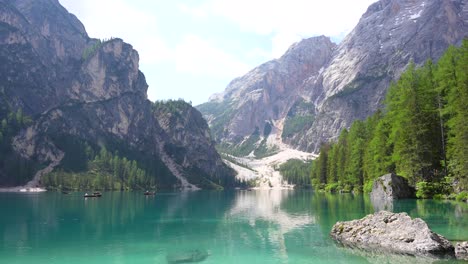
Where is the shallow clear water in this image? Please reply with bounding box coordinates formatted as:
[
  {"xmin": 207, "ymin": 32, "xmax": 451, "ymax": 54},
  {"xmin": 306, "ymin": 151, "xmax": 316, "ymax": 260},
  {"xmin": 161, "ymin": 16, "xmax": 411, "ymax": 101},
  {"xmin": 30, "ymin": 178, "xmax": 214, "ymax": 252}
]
[{"xmin": 0, "ymin": 190, "xmax": 466, "ymax": 263}]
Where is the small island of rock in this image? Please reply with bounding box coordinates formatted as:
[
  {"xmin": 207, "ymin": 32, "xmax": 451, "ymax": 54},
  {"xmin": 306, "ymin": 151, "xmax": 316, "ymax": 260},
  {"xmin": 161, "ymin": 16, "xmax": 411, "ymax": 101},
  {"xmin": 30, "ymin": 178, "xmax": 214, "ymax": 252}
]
[{"xmin": 330, "ymin": 211, "xmax": 454, "ymax": 258}]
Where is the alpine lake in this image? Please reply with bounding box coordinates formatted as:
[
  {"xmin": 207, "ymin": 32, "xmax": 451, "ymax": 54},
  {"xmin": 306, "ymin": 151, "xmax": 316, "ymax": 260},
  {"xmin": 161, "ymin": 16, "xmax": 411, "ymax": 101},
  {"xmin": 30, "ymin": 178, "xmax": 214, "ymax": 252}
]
[{"xmin": 0, "ymin": 190, "xmax": 467, "ymax": 264}]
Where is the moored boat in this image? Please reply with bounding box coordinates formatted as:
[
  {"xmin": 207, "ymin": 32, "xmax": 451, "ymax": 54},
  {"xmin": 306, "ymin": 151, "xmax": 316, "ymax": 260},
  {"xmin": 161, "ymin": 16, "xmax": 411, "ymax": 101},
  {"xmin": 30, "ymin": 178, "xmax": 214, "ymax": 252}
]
[{"xmin": 84, "ymin": 192, "xmax": 102, "ymax": 198}]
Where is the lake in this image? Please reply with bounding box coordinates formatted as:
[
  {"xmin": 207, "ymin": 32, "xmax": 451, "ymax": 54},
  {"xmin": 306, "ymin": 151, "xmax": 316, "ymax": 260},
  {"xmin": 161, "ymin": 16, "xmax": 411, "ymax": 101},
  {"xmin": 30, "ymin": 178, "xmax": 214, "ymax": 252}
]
[{"xmin": 0, "ymin": 190, "xmax": 466, "ymax": 263}]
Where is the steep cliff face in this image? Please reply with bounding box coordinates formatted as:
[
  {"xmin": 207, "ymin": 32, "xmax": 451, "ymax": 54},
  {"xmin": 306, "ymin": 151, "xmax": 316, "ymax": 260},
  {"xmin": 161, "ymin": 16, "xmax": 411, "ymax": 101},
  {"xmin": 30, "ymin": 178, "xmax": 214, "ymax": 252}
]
[
  {"xmin": 198, "ymin": 36, "xmax": 335, "ymax": 147},
  {"xmin": 296, "ymin": 0, "xmax": 468, "ymax": 152},
  {"xmin": 199, "ymin": 0, "xmax": 468, "ymax": 154},
  {"xmin": 0, "ymin": 0, "xmax": 234, "ymax": 189},
  {"xmin": 153, "ymin": 100, "xmax": 234, "ymax": 189}
]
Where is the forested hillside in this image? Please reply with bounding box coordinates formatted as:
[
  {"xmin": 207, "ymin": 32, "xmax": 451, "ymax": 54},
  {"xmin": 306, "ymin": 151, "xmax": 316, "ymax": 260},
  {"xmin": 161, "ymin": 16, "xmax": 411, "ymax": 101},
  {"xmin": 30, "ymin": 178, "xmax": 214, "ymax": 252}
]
[{"xmin": 311, "ymin": 41, "xmax": 468, "ymax": 199}]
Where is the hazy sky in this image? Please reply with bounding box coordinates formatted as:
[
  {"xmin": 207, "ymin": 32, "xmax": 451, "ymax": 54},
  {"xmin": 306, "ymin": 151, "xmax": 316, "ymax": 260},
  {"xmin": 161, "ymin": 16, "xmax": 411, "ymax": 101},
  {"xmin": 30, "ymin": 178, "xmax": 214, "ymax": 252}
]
[{"xmin": 59, "ymin": 0, "xmax": 376, "ymax": 105}]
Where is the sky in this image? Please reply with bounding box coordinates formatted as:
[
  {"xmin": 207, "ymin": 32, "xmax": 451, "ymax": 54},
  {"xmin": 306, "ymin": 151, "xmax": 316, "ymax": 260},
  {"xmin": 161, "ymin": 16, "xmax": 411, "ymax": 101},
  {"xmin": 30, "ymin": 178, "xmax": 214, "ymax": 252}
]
[{"xmin": 58, "ymin": 0, "xmax": 377, "ymax": 105}]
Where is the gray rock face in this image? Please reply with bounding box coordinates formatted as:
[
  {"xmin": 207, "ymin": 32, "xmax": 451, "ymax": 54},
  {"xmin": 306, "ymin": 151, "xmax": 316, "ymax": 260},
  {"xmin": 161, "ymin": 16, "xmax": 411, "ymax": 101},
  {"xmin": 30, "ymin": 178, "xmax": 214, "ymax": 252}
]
[
  {"xmin": 370, "ymin": 173, "xmax": 415, "ymax": 203},
  {"xmin": 296, "ymin": 0, "xmax": 468, "ymax": 152},
  {"xmin": 198, "ymin": 36, "xmax": 336, "ymax": 143},
  {"xmin": 0, "ymin": 0, "xmax": 234, "ymax": 188},
  {"xmin": 200, "ymin": 0, "xmax": 468, "ymax": 153},
  {"xmin": 330, "ymin": 211, "xmax": 455, "ymax": 257},
  {"xmin": 455, "ymin": 242, "xmax": 468, "ymax": 260}
]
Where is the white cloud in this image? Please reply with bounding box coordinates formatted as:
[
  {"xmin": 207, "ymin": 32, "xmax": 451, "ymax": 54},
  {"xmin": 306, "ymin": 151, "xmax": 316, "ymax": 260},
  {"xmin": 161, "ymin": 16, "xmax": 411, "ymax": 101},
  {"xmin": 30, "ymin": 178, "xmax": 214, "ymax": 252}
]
[
  {"xmin": 58, "ymin": 0, "xmax": 378, "ymax": 104},
  {"xmin": 175, "ymin": 35, "xmax": 250, "ymax": 78},
  {"xmin": 59, "ymin": 0, "xmax": 171, "ymax": 65},
  {"xmin": 178, "ymin": 3, "xmax": 209, "ymax": 18},
  {"xmin": 183, "ymin": 0, "xmax": 377, "ymax": 57}
]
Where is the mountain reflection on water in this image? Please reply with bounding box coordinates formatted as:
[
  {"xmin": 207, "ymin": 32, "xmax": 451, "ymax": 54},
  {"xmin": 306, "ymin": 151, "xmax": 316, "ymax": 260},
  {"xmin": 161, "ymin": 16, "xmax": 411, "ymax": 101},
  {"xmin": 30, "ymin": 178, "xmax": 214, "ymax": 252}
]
[{"xmin": 0, "ymin": 191, "xmax": 466, "ymax": 264}]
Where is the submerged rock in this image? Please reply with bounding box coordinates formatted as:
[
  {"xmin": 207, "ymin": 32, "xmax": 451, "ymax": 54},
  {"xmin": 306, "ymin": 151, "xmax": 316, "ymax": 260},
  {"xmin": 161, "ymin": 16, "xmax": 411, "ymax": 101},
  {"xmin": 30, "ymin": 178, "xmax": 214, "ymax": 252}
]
[
  {"xmin": 166, "ymin": 249, "xmax": 210, "ymax": 264},
  {"xmin": 330, "ymin": 211, "xmax": 454, "ymax": 258},
  {"xmin": 455, "ymin": 242, "xmax": 468, "ymax": 260}
]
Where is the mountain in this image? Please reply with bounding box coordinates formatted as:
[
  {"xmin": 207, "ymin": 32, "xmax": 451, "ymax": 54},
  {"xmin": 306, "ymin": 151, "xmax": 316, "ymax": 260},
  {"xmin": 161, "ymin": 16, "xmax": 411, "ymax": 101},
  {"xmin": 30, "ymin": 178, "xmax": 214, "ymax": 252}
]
[
  {"xmin": 198, "ymin": 0, "xmax": 468, "ymax": 154},
  {"xmin": 0, "ymin": 0, "xmax": 234, "ymax": 190}
]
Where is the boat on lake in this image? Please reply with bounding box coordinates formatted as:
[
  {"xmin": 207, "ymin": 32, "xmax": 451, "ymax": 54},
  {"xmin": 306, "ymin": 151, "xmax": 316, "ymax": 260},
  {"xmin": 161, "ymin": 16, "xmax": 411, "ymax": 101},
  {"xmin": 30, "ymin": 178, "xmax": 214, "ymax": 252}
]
[
  {"xmin": 84, "ymin": 192, "xmax": 102, "ymax": 198},
  {"xmin": 144, "ymin": 191, "xmax": 156, "ymax": 195}
]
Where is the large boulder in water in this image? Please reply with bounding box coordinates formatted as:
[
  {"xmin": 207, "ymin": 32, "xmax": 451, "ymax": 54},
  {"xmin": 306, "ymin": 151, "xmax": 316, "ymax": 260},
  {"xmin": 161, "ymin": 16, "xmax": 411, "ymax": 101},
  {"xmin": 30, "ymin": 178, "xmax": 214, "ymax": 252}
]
[
  {"xmin": 455, "ymin": 242, "xmax": 468, "ymax": 260},
  {"xmin": 330, "ymin": 211, "xmax": 454, "ymax": 257},
  {"xmin": 370, "ymin": 173, "xmax": 415, "ymax": 201}
]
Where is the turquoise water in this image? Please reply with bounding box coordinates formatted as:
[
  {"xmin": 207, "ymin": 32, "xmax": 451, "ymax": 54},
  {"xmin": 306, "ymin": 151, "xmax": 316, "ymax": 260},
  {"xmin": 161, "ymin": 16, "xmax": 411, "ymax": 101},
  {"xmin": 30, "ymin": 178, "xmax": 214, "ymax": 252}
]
[{"xmin": 0, "ymin": 190, "xmax": 467, "ymax": 263}]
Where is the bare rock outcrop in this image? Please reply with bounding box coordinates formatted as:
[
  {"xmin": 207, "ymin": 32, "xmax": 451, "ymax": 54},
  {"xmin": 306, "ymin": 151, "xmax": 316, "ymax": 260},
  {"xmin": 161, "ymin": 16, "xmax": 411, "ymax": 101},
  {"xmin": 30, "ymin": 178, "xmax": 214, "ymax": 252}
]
[
  {"xmin": 330, "ymin": 211, "xmax": 455, "ymax": 258},
  {"xmin": 370, "ymin": 173, "xmax": 415, "ymax": 211},
  {"xmin": 456, "ymin": 241, "xmax": 468, "ymax": 261}
]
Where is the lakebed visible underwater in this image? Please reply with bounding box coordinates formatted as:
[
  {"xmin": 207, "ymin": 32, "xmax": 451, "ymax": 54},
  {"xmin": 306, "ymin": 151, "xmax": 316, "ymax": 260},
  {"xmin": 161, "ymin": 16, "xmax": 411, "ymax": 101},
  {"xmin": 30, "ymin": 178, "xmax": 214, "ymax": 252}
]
[{"xmin": 0, "ymin": 190, "xmax": 466, "ymax": 263}]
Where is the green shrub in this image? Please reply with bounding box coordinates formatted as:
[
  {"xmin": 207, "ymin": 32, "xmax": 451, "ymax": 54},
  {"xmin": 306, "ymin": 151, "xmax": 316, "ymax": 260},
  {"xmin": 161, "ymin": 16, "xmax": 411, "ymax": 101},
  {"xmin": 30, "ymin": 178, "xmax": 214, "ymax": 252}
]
[
  {"xmin": 325, "ymin": 183, "xmax": 340, "ymax": 193},
  {"xmin": 363, "ymin": 181, "xmax": 374, "ymax": 193},
  {"xmin": 282, "ymin": 115, "xmax": 314, "ymax": 139},
  {"xmin": 416, "ymin": 181, "xmax": 450, "ymax": 199},
  {"xmin": 455, "ymin": 191, "xmax": 468, "ymax": 202}
]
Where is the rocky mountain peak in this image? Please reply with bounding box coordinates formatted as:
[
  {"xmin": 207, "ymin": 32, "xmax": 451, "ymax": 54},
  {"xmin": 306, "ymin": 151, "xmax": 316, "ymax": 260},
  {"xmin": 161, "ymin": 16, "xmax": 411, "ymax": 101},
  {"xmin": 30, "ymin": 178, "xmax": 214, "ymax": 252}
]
[
  {"xmin": 70, "ymin": 38, "xmax": 148, "ymax": 103},
  {"xmin": 200, "ymin": 0, "xmax": 468, "ymax": 155},
  {"xmin": 296, "ymin": 0, "xmax": 468, "ymax": 152},
  {"xmin": 199, "ymin": 35, "xmax": 336, "ymax": 143},
  {"xmin": 0, "ymin": 0, "xmax": 234, "ymax": 189}
]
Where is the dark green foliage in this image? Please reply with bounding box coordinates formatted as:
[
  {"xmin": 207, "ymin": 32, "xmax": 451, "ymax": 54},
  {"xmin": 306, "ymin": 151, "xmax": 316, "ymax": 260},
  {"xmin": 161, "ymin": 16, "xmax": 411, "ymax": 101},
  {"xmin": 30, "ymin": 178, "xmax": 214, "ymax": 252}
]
[
  {"xmin": 218, "ymin": 123, "xmax": 278, "ymax": 159},
  {"xmin": 311, "ymin": 142, "xmax": 330, "ymax": 189},
  {"xmin": 363, "ymin": 115, "xmax": 394, "ymax": 189},
  {"xmin": 312, "ymin": 42, "xmax": 468, "ymax": 196},
  {"xmin": 153, "ymin": 98, "xmax": 192, "ymax": 116},
  {"xmin": 219, "ymin": 128, "xmax": 261, "ymax": 157},
  {"xmin": 1, "ymin": 154, "xmax": 37, "ymax": 186},
  {"xmin": 42, "ymin": 147, "xmax": 156, "ymax": 191},
  {"xmin": 282, "ymin": 99, "xmax": 315, "ymax": 140},
  {"xmin": 415, "ymin": 181, "xmax": 450, "ymax": 199},
  {"xmin": 278, "ymin": 159, "xmax": 313, "ymax": 187},
  {"xmin": 437, "ymin": 40, "xmax": 468, "ymax": 191},
  {"xmin": 253, "ymin": 139, "xmax": 279, "ymax": 159},
  {"xmin": 51, "ymin": 134, "xmax": 90, "ymax": 172},
  {"xmin": 386, "ymin": 62, "xmax": 443, "ymax": 185},
  {"xmin": 197, "ymin": 100, "xmax": 235, "ymax": 141},
  {"xmin": 282, "ymin": 115, "xmax": 314, "ymax": 139},
  {"xmin": 82, "ymin": 40, "xmax": 102, "ymax": 61},
  {"xmin": 219, "ymin": 152, "xmax": 252, "ymax": 170},
  {"xmin": 237, "ymin": 128, "xmax": 260, "ymax": 156},
  {"xmin": 455, "ymin": 191, "xmax": 468, "ymax": 202},
  {"xmin": 263, "ymin": 122, "xmax": 272, "ymax": 137},
  {"xmin": 0, "ymin": 105, "xmax": 36, "ymax": 186},
  {"xmin": 233, "ymin": 178, "xmax": 257, "ymax": 189},
  {"xmin": 332, "ymin": 73, "xmax": 387, "ymax": 98}
]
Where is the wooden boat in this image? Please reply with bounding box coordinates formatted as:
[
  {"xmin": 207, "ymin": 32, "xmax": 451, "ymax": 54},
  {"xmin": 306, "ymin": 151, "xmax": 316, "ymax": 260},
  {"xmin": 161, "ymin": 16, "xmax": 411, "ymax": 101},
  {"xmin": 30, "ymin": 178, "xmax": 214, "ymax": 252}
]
[
  {"xmin": 144, "ymin": 191, "xmax": 156, "ymax": 195},
  {"xmin": 93, "ymin": 192, "xmax": 102, "ymax": 197}
]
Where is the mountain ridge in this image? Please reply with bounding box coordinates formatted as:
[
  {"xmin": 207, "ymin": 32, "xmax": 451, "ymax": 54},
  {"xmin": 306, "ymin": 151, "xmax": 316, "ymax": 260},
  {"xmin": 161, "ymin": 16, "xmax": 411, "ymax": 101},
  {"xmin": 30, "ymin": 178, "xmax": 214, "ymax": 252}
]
[
  {"xmin": 0, "ymin": 0, "xmax": 235, "ymax": 190},
  {"xmin": 199, "ymin": 0, "xmax": 468, "ymax": 154}
]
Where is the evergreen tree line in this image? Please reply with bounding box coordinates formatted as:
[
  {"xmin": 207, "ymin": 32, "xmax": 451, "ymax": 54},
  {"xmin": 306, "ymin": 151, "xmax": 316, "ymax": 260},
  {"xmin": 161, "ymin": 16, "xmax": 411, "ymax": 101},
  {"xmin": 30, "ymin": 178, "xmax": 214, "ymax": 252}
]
[
  {"xmin": 278, "ymin": 159, "xmax": 312, "ymax": 187},
  {"xmin": 311, "ymin": 41, "xmax": 468, "ymax": 199},
  {"xmin": 42, "ymin": 147, "xmax": 156, "ymax": 191}
]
